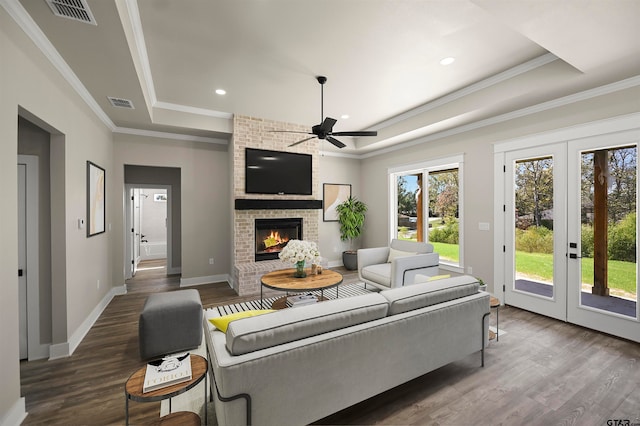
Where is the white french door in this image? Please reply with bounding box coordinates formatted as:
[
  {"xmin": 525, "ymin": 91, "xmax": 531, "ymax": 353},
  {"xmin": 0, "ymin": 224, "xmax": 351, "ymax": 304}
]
[
  {"xmin": 566, "ymin": 131, "xmax": 639, "ymax": 342},
  {"xmin": 500, "ymin": 130, "xmax": 639, "ymax": 342},
  {"xmin": 504, "ymin": 144, "xmax": 568, "ymax": 321}
]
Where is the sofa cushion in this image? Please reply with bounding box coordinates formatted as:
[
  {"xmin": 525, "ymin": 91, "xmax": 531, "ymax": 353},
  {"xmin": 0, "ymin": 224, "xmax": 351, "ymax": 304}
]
[
  {"xmin": 360, "ymin": 263, "xmax": 391, "ymax": 287},
  {"xmin": 209, "ymin": 310, "xmax": 275, "ymax": 333},
  {"xmin": 225, "ymin": 293, "xmax": 389, "ymax": 355},
  {"xmin": 380, "ymin": 275, "xmax": 479, "ymax": 315},
  {"xmin": 387, "ymin": 247, "xmax": 417, "ymax": 263}
]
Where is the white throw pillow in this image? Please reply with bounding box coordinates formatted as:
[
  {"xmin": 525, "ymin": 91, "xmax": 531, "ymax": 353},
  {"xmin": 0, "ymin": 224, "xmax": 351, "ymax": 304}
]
[{"xmin": 387, "ymin": 247, "xmax": 417, "ymax": 263}]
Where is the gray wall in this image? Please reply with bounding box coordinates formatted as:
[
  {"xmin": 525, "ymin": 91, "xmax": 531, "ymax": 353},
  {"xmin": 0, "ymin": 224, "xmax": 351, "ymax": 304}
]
[{"xmin": 113, "ymin": 134, "xmax": 231, "ymax": 285}]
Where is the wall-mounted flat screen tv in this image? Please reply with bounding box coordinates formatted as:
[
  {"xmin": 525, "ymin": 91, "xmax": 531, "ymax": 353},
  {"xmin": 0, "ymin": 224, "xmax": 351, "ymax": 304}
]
[{"xmin": 245, "ymin": 148, "xmax": 312, "ymax": 195}]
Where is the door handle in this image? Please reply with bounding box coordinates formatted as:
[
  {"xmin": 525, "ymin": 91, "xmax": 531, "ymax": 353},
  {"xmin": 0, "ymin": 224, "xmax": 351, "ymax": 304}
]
[{"xmin": 569, "ymin": 253, "xmax": 582, "ymax": 259}]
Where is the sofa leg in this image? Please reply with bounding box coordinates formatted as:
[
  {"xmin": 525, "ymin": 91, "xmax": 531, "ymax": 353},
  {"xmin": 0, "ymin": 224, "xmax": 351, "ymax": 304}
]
[{"xmin": 481, "ymin": 312, "xmax": 490, "ymax": 367}]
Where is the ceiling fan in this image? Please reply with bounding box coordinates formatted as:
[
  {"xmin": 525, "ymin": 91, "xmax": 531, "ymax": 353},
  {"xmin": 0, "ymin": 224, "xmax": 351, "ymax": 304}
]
[{"xmin": 273, "ymin": 76, "xmax": 377, "ymax": 148}]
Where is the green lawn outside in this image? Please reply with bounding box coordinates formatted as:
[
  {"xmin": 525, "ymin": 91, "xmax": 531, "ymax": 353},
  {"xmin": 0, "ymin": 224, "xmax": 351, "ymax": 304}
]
[{"xmin": 398, "ymin": 235, "xmax": 636, "ymax": 296}]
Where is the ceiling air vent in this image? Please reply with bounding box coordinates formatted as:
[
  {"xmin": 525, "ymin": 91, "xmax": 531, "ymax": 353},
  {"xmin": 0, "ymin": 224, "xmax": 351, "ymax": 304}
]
[
  {"xmin": 107, "ymin": 97, "xmax": 135, "ymax": 109},
  {"xmin": 45, "ymin": 0, "xmax": 97, "ymax": 25}
]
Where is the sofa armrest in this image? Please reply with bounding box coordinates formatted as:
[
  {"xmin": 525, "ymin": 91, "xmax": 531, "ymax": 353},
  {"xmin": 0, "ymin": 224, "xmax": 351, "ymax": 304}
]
[{"xmin": 391, "ymin": 252, "xmax": 440, "ymax": 287}]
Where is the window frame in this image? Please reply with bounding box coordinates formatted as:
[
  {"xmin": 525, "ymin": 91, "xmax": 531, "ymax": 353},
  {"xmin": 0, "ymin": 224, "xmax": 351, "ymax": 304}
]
[{"xmin": 388, "ymin": 154, "xmax": 465, "ymax": 273}]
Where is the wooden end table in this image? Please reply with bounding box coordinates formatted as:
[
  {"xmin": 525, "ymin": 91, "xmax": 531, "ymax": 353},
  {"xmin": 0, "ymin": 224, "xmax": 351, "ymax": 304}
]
[
  {"xmin": 260, "ymin": 268, "xmax": 343, "ymax": 309},
  {"xmin": 125, "ymin": 354, "xmax": 208, "ymax": 426}
]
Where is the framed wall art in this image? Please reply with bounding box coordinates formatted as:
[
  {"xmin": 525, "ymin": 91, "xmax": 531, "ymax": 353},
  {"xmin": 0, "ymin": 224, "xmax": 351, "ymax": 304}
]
[
  {"xmin": 87, "ymin": 161, "xmax": 105, "ymax": 237},
  {"xmin": 323, "ymin": 183, "xmax": 351, "ymax": 222}
]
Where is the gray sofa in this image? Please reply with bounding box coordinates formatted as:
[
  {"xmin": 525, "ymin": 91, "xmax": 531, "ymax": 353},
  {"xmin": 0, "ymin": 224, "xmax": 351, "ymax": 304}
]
[
  {"xmin": 358, "ymin": 239, "xmax": 440, "ymax": 290},
  {"xmin": 204, "ymin": 275, "xmax": 490, "ymax": 426}
]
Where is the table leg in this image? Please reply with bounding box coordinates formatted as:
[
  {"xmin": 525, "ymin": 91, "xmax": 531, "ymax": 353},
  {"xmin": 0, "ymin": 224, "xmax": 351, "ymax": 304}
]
[
  {"xmin": 125, "ymin": 395, "xmax": 129, "ymax": 426},
  {"xmin": 496, "ymin": 305, "xmax": 499, "ymax": 342},
  {"xmin": 204, "ymin": 370, "xmax": 208, "ymax": 424},
  {"xmin": 260, "ymin": 286, "xmax": 263, "ymax": 309}
]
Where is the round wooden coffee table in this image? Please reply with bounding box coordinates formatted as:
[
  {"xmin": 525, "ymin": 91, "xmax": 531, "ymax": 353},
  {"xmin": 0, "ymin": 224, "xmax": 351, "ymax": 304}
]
[{"xmin": 260, "ymin": 268, "xmax": 343, "ymax": 309}]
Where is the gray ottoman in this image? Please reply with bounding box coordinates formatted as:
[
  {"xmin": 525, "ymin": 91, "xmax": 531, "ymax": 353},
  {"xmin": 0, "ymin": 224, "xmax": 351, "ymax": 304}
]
[{"xmin": 138, "ymin": 289, "xmax": 203, "ymax": 360}]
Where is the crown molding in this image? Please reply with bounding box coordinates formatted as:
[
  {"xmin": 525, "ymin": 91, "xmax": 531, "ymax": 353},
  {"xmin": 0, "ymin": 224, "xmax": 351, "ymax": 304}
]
[
  {"xmin": 154, "ymin": 101, "xmax": 233, "ymax": 119},
  {"xmin": 361, "ymin": 75, "xmax": 640, "ymax": 159}
]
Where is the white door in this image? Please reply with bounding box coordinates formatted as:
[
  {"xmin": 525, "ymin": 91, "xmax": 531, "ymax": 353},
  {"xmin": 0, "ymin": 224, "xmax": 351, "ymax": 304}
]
[
  {"xmin": 504, "ymin": 144, "xmax": 568, "ymax": 321},
  {"xmin": 18, "ymin": 163, "xmax": 28, "ymax": 359},
  {"xmin": 502, "ymin": 134, "xmax": 638, "ymax": 342},
  {"xmin": 567, "ymin": 131, "xmax": 639, "ymax": 342}
]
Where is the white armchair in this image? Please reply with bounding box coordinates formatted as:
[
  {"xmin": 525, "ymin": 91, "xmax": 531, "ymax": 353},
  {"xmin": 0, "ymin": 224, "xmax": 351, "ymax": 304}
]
[{"xmin": 357, "ymin": 239, "xmax": 439, "ymax": 290}]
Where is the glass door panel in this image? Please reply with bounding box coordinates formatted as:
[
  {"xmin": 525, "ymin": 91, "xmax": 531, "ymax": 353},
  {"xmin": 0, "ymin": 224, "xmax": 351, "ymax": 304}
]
[
  {"xmin": 504, "ymin": 145, "xmax": 567, "ymax": 321},
  {"xmin": 568, "ymin": 132, "xmax": 639, "ymax": 342}
]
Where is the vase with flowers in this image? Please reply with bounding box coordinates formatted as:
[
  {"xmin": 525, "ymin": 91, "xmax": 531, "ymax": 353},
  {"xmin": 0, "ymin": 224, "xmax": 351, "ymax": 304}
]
[{"xmin": 278, "ymin": 239, "xmax": 320, "ymax": 278}]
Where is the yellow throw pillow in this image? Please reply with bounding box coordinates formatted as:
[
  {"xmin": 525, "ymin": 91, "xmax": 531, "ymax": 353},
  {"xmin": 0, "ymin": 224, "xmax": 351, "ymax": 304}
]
[
  {"xmin": 427, "ymin": 274, "xmax": 451, "ymax": 281},
  {"xmin": 387, "ymin": 247, "xmax": 418, "ymax": 263},
  {"xmin": 209, "ymin": 310, "xmax": 275, "ymax": 333}
]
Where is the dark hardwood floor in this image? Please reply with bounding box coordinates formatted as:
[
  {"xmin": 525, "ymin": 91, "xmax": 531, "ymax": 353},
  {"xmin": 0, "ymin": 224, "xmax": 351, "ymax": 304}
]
[{"xmin": 20, "ymin": 260, "xmax": 640, "ymax": 425}]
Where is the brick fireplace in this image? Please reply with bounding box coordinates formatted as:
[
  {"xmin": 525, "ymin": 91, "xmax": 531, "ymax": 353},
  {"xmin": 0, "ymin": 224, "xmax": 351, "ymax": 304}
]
[{"xmin": 231, "ymin": 115, "xmax": 321, "ymax": 295}]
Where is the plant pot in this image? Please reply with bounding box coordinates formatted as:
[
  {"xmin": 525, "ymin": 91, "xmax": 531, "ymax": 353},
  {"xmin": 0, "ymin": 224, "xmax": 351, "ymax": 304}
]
[{"xmin": 342, "ymin": 251, "xmax": 358, "ymax": 270}]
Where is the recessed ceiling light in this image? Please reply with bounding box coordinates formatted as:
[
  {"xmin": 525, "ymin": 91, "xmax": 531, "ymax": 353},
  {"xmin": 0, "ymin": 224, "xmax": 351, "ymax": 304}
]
[
  {"xmin": 215, "ymin": 89, "xmax": 226, "ymax": 95},
  {"xmin": 440, "ymin": 57, "xmax": 455, "ymax": 66},
  {"xmin": 341, "ymin": 114, "xmax": 350, "ymax": 119}
]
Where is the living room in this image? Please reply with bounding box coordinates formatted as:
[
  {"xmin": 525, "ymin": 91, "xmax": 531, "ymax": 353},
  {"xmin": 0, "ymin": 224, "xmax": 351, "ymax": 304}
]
[{"xmin": 1, "ymin": 1, "xmax": 639, "ymax": 425}]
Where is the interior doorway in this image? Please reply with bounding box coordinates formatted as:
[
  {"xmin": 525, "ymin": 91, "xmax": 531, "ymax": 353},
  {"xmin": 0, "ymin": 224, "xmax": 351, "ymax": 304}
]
[{"xmin": 125, "ymin": 185, "xmax": 171, "ymax": 279}]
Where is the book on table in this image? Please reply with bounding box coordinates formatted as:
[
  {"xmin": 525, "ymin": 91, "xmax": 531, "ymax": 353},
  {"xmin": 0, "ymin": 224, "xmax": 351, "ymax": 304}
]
[
  {"xmin": 143, "ymin": 352, "xmax": 192, "ymax": 393},
  {"xmin": 286, "ymin": 294, "xmax": 318, "ymax": 307}
]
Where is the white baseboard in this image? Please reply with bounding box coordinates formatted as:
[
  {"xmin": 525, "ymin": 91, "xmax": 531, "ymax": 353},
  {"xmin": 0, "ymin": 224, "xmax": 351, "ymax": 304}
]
[
  {"xmin": 327, "ymin": 259, "xmax": 344, "ymax": 268},
  {"xmin": 0, "ymin": 397, "xmax": 26, "ymax": 426},
  {"xmin": 49, "ymin": 285, "xmax": 125, "ymax": 360},
  {"xmin": 180, "ymin": 274, "xmax": 230, "ymax": 287}
]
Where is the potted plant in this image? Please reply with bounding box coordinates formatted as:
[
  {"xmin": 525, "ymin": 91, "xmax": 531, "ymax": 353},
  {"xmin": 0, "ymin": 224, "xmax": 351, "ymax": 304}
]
[{"xmin": 335, "ymin": 196, "xmax": 367, "ymax": 270}]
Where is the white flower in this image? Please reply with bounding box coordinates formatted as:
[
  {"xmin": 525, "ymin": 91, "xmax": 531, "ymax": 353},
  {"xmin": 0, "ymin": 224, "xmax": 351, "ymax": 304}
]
[{"xmin": 278, "ymin": 240, "xmax": 320, "ymax": 265}]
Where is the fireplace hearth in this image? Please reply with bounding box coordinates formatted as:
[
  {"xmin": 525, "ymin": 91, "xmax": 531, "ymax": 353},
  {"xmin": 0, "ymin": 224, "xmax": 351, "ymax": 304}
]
[{"xmin": 255, "ymin": 218, "xmax": 303, "ymax": 261}]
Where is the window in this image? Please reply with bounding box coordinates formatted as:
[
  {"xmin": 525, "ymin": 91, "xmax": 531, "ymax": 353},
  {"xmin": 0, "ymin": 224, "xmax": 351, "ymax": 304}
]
[{"xmin": 389, "ymin": 155, "xmax": 464, "ymax": 270}]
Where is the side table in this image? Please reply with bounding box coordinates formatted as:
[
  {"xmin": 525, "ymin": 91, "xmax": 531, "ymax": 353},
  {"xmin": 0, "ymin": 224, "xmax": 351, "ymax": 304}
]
[
  {"xmin": 489, "ymin": 296, "xmax": 500, "ymax": 341},
  {"xmin": 125, "ymin": 354, "xmax": 208, "ymax": 425}
]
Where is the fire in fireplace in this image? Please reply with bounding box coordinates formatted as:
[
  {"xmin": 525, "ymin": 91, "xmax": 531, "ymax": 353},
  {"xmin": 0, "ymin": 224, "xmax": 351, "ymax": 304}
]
[{"xmin": 255, "ymin": 218, "xmax": 303, "ymax": 261}]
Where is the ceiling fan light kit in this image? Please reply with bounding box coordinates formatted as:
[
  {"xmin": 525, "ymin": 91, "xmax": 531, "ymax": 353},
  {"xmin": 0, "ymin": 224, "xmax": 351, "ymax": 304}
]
[{"xmin": 271, "ymin": 76, "xmax": 377, "ymax": 149}]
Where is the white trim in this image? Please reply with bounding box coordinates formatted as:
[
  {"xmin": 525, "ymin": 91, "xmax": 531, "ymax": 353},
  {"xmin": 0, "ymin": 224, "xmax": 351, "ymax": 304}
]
[
  {"xmin": 121, "ymin": 0, "xmax": 157, "ymax": 106},
  {"xmin": 387, "ymin": 154, "xmax": 465, "ymax": 174},
  {"xmin": 18, "ymin": 155, "xmax": 48, "ymax": 361},
  {"xmin": 48, "ymin": 285, "xmax": 125, "ymax": 360},
  {"xmin": 0, "ymin": 397, "xmax": 26, "ymax": 426},
  {"xmin": 494, "ymin": 111, "xmax": 640, "ymax": 153},
  {"xmin": 180, "ymin": 274, "xmax": 231, "ymax": 287},
  {"xmin": 363, "ymin": 77, "xmax": 640, "ymax": 159}
]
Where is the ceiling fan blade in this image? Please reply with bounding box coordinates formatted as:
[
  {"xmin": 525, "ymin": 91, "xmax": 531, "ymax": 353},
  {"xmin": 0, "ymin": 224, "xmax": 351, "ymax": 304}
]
[
  {"xmin": 319, "ymin": 117, "xmax": 337, "ymax": 133},
  {"xmin": 289, "ymin": 136, "xmax": 317, "ymax": 147},
  {"xmin": 331, "ymin": 131, "xmax": 378, "ymax": 137},
  {"xmin": 326, "ymin": 136, "xmax": 346, "ymax": 149}
]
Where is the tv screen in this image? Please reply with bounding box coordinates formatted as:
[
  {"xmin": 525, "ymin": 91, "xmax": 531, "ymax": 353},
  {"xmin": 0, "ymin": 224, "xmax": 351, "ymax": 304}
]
[{"xmin": 245, "ymin": 148, "xmax": 312, "ymax": 195}]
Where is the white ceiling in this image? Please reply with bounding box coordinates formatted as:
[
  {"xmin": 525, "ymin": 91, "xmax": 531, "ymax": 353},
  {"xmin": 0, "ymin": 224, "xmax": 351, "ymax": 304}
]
[{"xmin": 8, "ymin": 0, "xmax": 640, "ymax": 155}]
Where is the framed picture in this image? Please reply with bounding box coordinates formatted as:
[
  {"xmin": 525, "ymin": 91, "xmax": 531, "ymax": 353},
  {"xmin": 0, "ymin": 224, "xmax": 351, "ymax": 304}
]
[
  {"xmin": 154, "ymin": 193, "xmax": 167, "ymax": 202},
  {"xmin": 323, "ymin": 183, "xmax": 351, "ymax": 222},
  {"xmin": 86, "ymin": 161, "xmax": 105, "ymax": 237}
]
